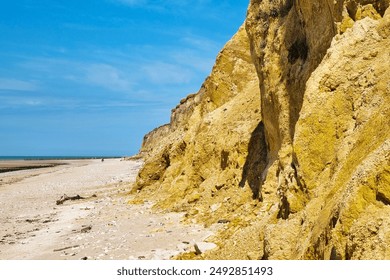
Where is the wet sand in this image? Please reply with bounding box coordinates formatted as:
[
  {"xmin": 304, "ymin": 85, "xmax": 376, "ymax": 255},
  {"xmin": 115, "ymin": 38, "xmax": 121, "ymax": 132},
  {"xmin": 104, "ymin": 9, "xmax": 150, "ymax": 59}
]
[
  {"xmin": 0, "ymin": 160, "xmax": 66, "ymax": 173},
  {"xmin": 0, "ymin": 159, "xmax": 217, "ymax": 260}
]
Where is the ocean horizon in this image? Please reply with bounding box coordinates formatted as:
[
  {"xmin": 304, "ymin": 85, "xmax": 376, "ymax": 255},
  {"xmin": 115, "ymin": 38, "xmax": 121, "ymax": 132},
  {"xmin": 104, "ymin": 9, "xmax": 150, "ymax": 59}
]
[{"xmin": 0, "ymin": 156, "xmax": 124, "ymax": 161}]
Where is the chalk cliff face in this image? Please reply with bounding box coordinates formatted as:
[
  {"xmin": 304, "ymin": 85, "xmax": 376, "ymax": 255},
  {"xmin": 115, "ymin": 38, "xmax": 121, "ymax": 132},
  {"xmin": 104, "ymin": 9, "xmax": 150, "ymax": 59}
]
[{"xmin": 133, "ymin": 0, "xmax": 390, "ymax": 259}]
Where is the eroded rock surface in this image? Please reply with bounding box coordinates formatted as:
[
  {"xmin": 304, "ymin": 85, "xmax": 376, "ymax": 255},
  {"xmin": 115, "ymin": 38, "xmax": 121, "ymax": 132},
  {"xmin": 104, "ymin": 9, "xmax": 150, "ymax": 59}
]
[{"xmin": 133, "ymin": 1, "xmax": 390, "ymax": 259}]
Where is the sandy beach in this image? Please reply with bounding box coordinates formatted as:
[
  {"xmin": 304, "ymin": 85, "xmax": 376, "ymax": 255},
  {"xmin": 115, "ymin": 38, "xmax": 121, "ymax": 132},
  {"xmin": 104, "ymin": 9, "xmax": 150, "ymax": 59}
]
[{"xmin": 0, "ymin": 159, "xmax": 217, "ymax": 260}]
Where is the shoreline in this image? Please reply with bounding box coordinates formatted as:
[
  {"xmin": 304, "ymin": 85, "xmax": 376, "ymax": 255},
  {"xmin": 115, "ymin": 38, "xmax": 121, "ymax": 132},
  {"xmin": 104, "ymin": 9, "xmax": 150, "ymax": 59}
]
[
  {"xmin": 0, "ymin": 161, "xmax": 68, "ymax": 174},
  {"xmin": 0, "ymin": 156, "xmax": 127, "ymax": 174},
  {"xmin": 0, "ymin": 156, "xmax": 123, "ymax": 160}
]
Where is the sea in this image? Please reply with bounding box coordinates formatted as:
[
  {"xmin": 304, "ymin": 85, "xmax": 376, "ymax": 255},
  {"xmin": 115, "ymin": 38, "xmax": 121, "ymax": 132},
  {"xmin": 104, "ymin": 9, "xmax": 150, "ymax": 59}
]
[{"xmin": 0, "ymin": 156, "xmax": 122, "ymax": 161}]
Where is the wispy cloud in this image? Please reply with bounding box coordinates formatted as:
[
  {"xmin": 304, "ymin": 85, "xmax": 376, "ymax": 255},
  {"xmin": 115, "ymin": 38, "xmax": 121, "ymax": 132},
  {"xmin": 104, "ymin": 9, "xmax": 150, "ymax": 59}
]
[
  {"xmin": 141, "ymin": 62, "xmax": 193, "ymax": 85},
  {"xmin": 0, "ymin": 78, "xmax": 38, "ymax": 91},
  {"xmin": 181, "ymin": 35, "xmax": 220, "ymax": 52},
  {"xmin": 12, "ymin": 35, "xmax": 217, "ymax": 104},
  {"xmin": 170, "ymin": 50, "xmax": 215, "ymax": 73},
  {"xmin": 19, "ymin": 57, "xmax": 76, "ymax": 75},
  {"xmin": 168, "ymin": 35, "xmax": 222, "ymax": 73},
  {"xmin": 24, "ymin": 100, "xmax": 43, "ymax": 106},
  {"xmin": 0, "ymin": 95, "xmax": 45, "ymax": 109},
  {"xmin": 0, "ymin": 92, "xmax": 155, "ymax": 111},
  {"xmin": 85, "ymin": 64, "xmax": 133, "ymax": 92},
  {"xmin": 19, "ymin": 57, "xmax": 135, "ymax": 93}
]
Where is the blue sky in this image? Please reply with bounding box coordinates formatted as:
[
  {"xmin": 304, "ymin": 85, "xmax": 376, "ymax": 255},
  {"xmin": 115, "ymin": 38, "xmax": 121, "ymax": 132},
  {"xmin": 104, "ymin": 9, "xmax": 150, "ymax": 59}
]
[{"xmin": 0, "ymin": 0, "xmax": 248, "ymax": 156}]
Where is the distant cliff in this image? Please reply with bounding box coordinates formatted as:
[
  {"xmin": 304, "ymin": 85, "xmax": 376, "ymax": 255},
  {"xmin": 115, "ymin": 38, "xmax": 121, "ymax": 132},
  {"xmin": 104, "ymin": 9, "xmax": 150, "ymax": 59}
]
[{"xmin": 133, "ymin": 0, "xmax": 390, "ymax": 259}]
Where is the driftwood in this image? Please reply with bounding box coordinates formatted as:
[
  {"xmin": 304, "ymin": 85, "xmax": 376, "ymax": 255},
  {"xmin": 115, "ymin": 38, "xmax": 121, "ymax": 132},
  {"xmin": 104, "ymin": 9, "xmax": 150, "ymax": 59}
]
[
  {"xmin": 80, "ymin": 225, "xmax": 92, "ymax": 233},
  {"xmin": 56, "ymin": 194, "xmax": 85, "ymax": 205}
]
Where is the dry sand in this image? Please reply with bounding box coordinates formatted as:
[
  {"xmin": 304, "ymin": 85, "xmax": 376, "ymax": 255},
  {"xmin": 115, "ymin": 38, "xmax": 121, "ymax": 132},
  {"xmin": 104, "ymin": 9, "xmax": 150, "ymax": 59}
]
[{"xmin": 0, "ymin": 159, "xmax": 217, "ymax": 260}]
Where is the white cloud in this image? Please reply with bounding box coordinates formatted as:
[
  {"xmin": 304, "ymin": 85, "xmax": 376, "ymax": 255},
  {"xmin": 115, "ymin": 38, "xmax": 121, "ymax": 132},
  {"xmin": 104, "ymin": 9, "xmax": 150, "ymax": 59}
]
[
  {"xmin": 141, "ymin": 62, "xmax": 193, "ymax": 85},
  {"xmin": 0, "ymin": 78, "xmax": 38, "ymax": 91},
  {"xmin": 24, "ymin": 100, "xmax": 43, "ymax": 106},
  {"xmin": 181, "ymin": 35, "xmax": 220, "ymax": 52},
  {"xmin": 0, "ymin": 95, "xmax": 45, "ymax": 108},
  {"xmin": 172, "ymin": 52, "xmax": 215, "ymax": 73},
  {"xmin": 19, "ymin": 57, "xmax": 76, "ymax": 75},
  {"xmin": 85, "ymin": 63, "xmax": 133, "ymax": 92},
  {"xmin": 19, "ymin": 57, "xmax": 136, "ymax": 93}
]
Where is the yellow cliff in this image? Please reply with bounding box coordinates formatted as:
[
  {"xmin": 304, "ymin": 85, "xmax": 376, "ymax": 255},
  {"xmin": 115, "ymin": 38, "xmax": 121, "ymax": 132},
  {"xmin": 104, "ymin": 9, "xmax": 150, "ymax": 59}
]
[{"xmin": 132, "ymin": 0, "xmax": 390, "ymax": 259}]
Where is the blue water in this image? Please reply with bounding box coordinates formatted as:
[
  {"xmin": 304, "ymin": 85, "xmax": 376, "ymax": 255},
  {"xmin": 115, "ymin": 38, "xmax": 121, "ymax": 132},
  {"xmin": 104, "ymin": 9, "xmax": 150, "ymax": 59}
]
[{"xmin": 0, "ymin": 156, "xmax": 122, "ymax": 161}]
